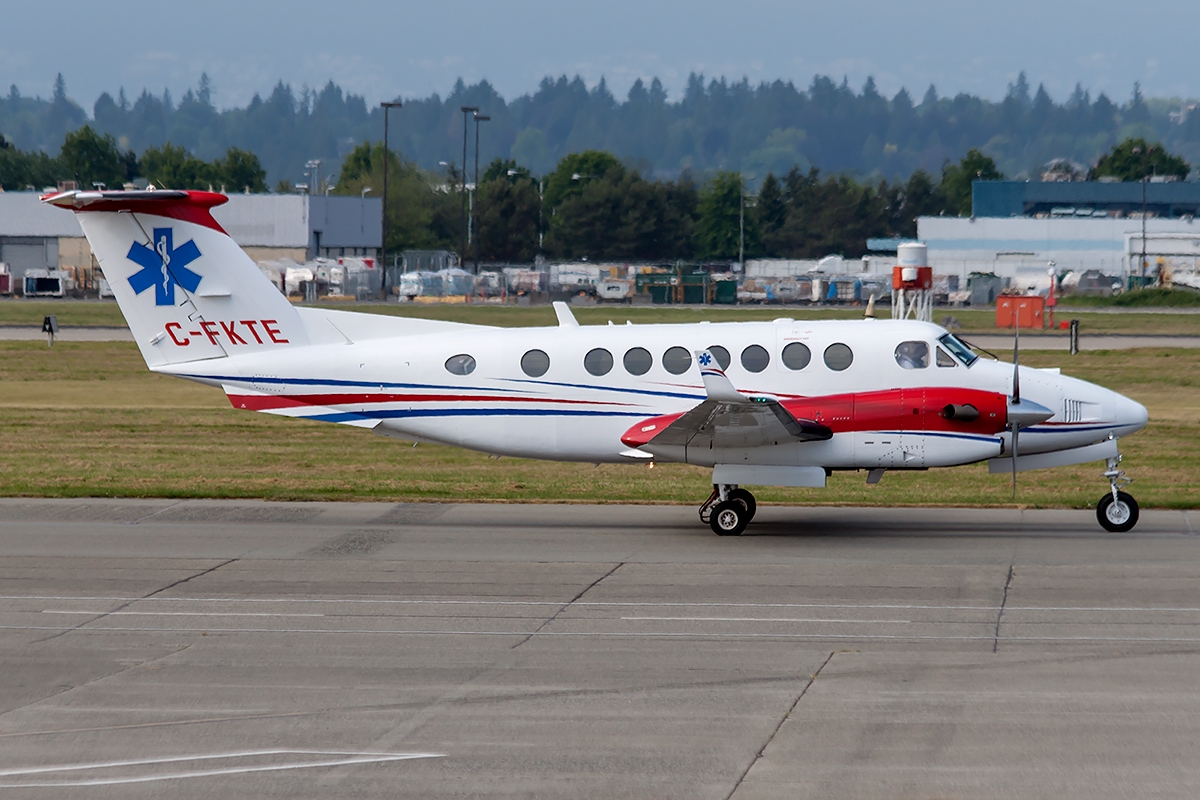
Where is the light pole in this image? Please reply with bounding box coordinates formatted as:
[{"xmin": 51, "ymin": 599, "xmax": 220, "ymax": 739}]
[
  {"xmin": 739, "ymin": 173, "xmax": 755, "ymax": 269},
  {"xmin": 460, "ymin": 106, "xmax": 478, "ymax": 270},
  {"xmin": 380, "ymin": 100, "xmax": 402, "ymax": 298},
  {"xmin": 306, "ymin": 159, "xmax": 321, "ymax": 196},
  {"xmin": 473, "ymin": 112, "xmax": 490, "ymax": 273},
  {"xmin": 1131, "ymin": 145, "xmax": 1157, "ymax": 286}
]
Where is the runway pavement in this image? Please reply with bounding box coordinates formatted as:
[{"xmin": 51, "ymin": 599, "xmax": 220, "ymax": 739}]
[{"xmin": 2, "ymin": 499, "xmax": 1200, "ymax": 798}]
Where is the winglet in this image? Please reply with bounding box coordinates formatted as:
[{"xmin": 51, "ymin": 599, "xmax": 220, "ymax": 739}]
[
  {"xmin": 552, "ymin": 301, "xmax": 579, "ymax": 327},
  {"xmin": 695, "ymin": 350, "xmax": 749, "ymax": 403}
]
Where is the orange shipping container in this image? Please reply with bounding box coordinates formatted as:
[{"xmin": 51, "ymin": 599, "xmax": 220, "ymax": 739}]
[{"xmin": 996, "ymin": 295, "xmax": 1045, "ymax": 329}]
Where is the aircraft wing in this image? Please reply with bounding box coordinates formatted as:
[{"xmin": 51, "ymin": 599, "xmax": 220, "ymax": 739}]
[{"xmin": 620, "ymin": 351, "xmax": 832, "ymax": 456}]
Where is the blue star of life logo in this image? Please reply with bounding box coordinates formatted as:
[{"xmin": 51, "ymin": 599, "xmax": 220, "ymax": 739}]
[
  {"xmin": 698, "ymin": 351, "xmax": 713, "ymax": 367},
  {"xmin": 126, "ymin": 228, "xmax": 202, "ymax": 306}
]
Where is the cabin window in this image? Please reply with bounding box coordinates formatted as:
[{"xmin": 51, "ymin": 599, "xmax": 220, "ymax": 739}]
[
  {"xmin": 521, "ymin": 349, "xmax": 550, "ymax": 377},
  {"xmin": 707, "ymin": 345, "xmax": 731, "ymax": 370},
  {"xmin": 781, "ymin": 342, "xmax": 811, "ymax": 371},
  {"xmin": 936, "ymin": 346, "xmax": 957, "ymax": 368},
  {"xmin": 623, "ymin": 347, "xmax": 653, "ymax": 376},
  {"xmin": 740, "ymin": 344, "xmax": 770, "ymax": 373},
  {"xmin": 662, "ymin": 346, "xmax": 692, "ymax": 375},
  {"xmin": 894, "ymin": 341, "xmax": 930, "ymax": 369},
  {"xmin": 445, "ymin": 354, "xmax": 476, "ymax": 375},
  {"xmin": 824, "ymin": 343, "xmax": 854, "ymax": 371},
  {"xmin": 584, "ymin": 348, "xmax": 613, "ymax": 376}
]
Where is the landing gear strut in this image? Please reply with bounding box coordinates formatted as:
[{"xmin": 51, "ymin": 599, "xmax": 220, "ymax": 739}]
[
  {"xmin": 700, "ymin": 484, "xmax": 756, "ymax": 536},
  {"xmin": 1097, "ymin": 452, "xmax": 1139, "ymax": 533}
]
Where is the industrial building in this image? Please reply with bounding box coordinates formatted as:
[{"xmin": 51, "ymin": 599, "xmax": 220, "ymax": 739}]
[
  {"xmin": 0, "ymin": 192, "xmax": 381, "ymax": 295},
  {"xmin": 916, "ymin": 180, "xmax": 1200, "ymax": 291}
]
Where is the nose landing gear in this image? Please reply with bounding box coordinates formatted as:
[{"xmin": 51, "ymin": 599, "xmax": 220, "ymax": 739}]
[
  {"xmin": 700, "ymin": 484, "xmax": 757, "ymax": 536},
  {"xmin": 1097, "ymin": 453, "xmax": 1139, "ymax": 532}
]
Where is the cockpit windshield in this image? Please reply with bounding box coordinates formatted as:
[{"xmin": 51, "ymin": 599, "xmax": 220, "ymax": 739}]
[{"xmin": 938, "ymin": 333, "xmax": 978, "ymax": 367}]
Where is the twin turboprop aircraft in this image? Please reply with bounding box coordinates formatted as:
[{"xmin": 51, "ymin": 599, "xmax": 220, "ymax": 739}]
[{"xmin": 45, "ymin": 189, "xmax": 1150, "ymax": 534}]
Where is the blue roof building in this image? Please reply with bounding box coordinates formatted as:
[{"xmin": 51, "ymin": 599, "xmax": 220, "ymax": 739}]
[{"xmin": 973, "ymin": 180, "xmax": 1200, "ymax": 219}]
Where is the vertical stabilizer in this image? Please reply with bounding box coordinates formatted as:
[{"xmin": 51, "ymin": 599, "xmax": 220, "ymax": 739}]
[{"xmin": 43, "ymin": 190, "xmax": 308, "ymax": 368}]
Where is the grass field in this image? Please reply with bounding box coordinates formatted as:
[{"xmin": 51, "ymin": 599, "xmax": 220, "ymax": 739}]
[
  {"xmin": 0, "ymin": 340, "xmax": 1195, "ymax": 508},
  {"xmin": 3, "ymin": 297, "xmax": 1200, "ymax": 335}
]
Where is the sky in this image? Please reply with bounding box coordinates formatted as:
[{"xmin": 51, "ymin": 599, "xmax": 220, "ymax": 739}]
[{"xmin": 4, "ymin": 0, "xmax": 1199, "ymax": 111}]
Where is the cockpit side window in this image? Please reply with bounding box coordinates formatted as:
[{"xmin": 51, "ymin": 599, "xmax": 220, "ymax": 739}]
[
  {"xmin": 936, "ymin": 346, "xmax": 956, "ymax": 368},
  {"xmin": 894, "ymin": 341, "xmax": 930, "ymax": 369},
  {"xmin": 938, "ymin": 333, "xmax": 978, "ymax": 366}
]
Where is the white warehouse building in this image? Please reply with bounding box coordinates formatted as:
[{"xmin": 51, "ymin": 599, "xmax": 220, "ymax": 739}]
[
  {"xmin": 915, "ymin": 180, "xmax": 1200, "ymax": 292},
  {"xmin": 916, "ymin": 214, "xmax": 1200, "ymax": 291},
  {"xmin": 0, "ymin": 192, "xmax": 382, "ymax": 292}
]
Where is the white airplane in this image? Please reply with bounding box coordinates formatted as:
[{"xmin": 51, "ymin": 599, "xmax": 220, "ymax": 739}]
[{"xmin": 45, "ymin": 189, "xmax": 1149, "ymax": 534}]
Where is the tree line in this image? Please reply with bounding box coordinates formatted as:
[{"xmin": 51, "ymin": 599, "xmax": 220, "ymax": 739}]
[
  {"xmin": 3, "ymin": 71, "xmax": 1200, "ymax": 187},
  {"xmin": 335, "ymin": 136, "xmax": 1190, "ymax": 264},
  {"xmin": 0, "ymin": 124, "xmax": 267, "ymax": 193},
  {"xmin": 330, "ymin": 143, "xmax": 987, "ymax": 262}
]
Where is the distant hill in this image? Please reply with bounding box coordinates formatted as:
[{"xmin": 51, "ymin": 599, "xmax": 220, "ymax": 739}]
[{"xmin": 3, "ymin": 72, "xmax": 1198, "ymax": 186}]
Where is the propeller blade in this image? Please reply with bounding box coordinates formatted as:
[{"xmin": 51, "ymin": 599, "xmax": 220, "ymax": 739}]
[
  {"xmin": 1012, "ymin": 325, "xmax": 1021, "ymax": 404},
  {"xmin": 1010, "ymin": 422, "xmax": 1019, "ymax": 499}
]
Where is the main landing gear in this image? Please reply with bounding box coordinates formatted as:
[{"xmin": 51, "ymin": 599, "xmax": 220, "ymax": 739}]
[
  {"xmin": 1097, "ymin": 452, "xmax": 1139, "ymax": 533},
  {"xmin": 700, "ymin": 485, "xmax": 757, "ymax": 536}
]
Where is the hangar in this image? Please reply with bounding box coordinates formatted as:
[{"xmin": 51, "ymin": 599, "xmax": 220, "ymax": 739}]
[
  {"xmin": 0, "ymin": 191, "xmax": 381, "ymax": 295},
  {"xmin": 917, "ymin": 180, "xmax": 1200, "ymax": 290}
]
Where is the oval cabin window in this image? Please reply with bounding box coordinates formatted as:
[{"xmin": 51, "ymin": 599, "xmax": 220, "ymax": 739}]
[
  {"xmin": 707, "ymin": 345, "xmax": 731, "ymax": 370},
  {"xmin": 445, "ymin": 354, "xmax": 476, "ymax": 375},
  {"xmin": 824, "ymin": 343, "xmax": 854, "ymax": 371},
  {"xmin": 662, "ymin": 347, "xmax": 692, "ymax": 375},
  {"xmin": 623, "ymin": 347, "xmax": 653, "ymax": 376},
  {"xmin": 781, "ymin": 342, "xmax": 811, "ymax": 371},
  {"xmin": 741, "ymin": 344, "xmax": 770, "ymax": 373},
  {"xmin": 584, "ymin": 348, "xmax": 613, "ymax": 376},
  {"xmin": 521, "ymin": 349, "xmax": 550, "ymax": 377}
]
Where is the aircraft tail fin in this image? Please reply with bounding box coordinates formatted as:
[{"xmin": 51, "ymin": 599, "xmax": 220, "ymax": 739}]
[{"xmin": 42, "ymin": 190, "xmax": 308, "ymax": 369}]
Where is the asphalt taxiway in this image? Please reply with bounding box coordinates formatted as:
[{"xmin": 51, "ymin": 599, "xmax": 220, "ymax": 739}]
[{"xmin": 2, "ymin": 499, "xmax": 1199, "ymax": 798}]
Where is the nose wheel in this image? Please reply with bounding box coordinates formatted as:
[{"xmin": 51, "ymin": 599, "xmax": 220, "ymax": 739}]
[
  {"xmin": 1097, "ymin": 453, "xmax": 1139, "ymax": 532},
  {"xmin": 700, "ymin": 485, "xmax": 757, "ymax": 536}
]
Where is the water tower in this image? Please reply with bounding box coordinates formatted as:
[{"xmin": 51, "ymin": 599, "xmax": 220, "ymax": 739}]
[{"xmin": 892, "ymin": 242, "xmax": 933, "ymax": 321}]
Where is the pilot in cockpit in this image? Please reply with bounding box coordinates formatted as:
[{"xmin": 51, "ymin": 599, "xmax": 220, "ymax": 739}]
[{"xmin": 894, "ymin": 341, "xmax": 930, "ymax": 370}]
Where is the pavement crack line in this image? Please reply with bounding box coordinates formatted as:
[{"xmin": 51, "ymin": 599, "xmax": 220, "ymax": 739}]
[
  {"xmin": 31, "ymin": 559, "xmax": 238, "ymax": 644},
  {"xmin": 993, "ymin": 562, "xmax": 1016, "ymax": 654},
  {"xmin": 511, "ymin": 562, "xmax": 624, "ymax": 649},
  {"xmin": 124, "ymin": 500, "xmax": 185, "ymax": 525},
  {"xmin": 0, "ymin": 645, "xmax": 189, "ymax": 722},
  {"xmin": 725, "ymin": 651, "xmax": 835, "ymax": 800}
]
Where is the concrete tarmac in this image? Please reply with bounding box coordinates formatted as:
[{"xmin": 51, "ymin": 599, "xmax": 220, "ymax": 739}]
[{"xmin": 1, "ymin": 499, "xmax": 1199, "ymax": 798}]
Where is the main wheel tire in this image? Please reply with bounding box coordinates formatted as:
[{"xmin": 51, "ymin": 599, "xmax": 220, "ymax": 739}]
[
  {"xmin": 1097, "ymin": 491, "xmax": 1139, "ymax": 533},
  {"xmin": 710, "ymin": 500, "xmax": 749, "ymax": 536},
  {"xmin": 726, "ymin": 488, "xmax": 757, "ymax": 521}
]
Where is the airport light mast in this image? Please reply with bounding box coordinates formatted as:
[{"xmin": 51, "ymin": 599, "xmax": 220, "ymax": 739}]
[{"xmin": 380, "ymin": 100, "xmax": 402, "ymax": 299}]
